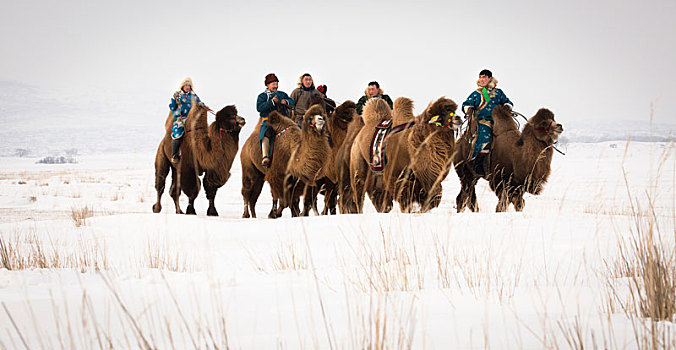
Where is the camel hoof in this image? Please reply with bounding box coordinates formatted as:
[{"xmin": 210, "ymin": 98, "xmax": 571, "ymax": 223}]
[
  {"xmin": 186, "ymin": 205, "xmax": 196, "ymax": 215},
  {"xmin": 242, "ymin": 211, "xmax": 250, "ymax": 218},
  {"xmin": 175, "ymin": 208, "xmax": 183, "ymax": 214},
  {"xmin": 152, "ymin": 203, "xmax": 162, "ymax": 213},
  {"xmin": 207, "ymin": 207, "xmax": 218, "ymax": 216},
  {"xmin": 268, "ymin": 211, "xmax": 277, "ymax": 219}
]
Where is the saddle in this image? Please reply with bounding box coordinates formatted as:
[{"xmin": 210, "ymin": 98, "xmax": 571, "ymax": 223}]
[{"xmin": 369, "ymin": 120, "xmax": 415, "ymax": 172}]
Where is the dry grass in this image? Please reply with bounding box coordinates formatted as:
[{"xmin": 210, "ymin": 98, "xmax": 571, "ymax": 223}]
[
  {"xmin": 145, "ymin": 238, "xmax": 191, "ymax": 272},
  {"xmin": 0, "ymin": 227, "xmax": 108, "ymax": 271},
  {"xmin": 71, "ymin": 204, "xmax": 94, "ymax": 227}
]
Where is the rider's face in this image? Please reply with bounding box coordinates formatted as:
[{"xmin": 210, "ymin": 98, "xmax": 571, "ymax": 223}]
[
  {"xmin": 367, "ymin": 85, "xmax": 379, "ymax": 97},
  {"xmin": 302, "ymin": 76, "xmax": 313, "ymax": 88},
  {"xmin": 478, "ymin": 75, "xmax": 491, "ymax": 88},
  {"xmin": 182, "ymin": 85, "xmax": 191, "ymax": 93},
  {"xmin": 267, "ymin": 81, "xmax": 279, "ymax": 92}
]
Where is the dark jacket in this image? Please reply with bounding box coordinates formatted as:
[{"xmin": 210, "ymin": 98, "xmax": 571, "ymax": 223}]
[
  {"xmin": 356, "ymin": 88, "xmax": 393, "ymax": 115},
  {"xmin": 256, "ymin": 89, "xmax": 295, "ymax": 119}
]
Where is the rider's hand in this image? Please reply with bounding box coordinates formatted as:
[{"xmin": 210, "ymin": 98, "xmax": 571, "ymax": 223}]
[
  {"xmin": 272, "ymin": 96, "xmax": 280, "ymax": 103},
  {"xmin": 280, "ymin": 99, "xmax": 287, "ymax": 105},
  {"xmin": 504, "ymin": 104, "xmax": 512, "ymax": 110}
]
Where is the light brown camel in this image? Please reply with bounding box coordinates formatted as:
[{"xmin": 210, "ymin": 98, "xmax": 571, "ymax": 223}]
[
  {"xmin": 453, "ymin": 105, "xmax": 563, "ymax": 212},
  {"xmin": 307, "ymin": 100, "xmax": 356, "ymax": 215},
  {"xmin": 153, "ymin": 103, "xmax": 245, "ymax": 215},
  {"xmin": 378, "ymin": 97, "xmax": 461, "ymax": 212},
  {"xmin": 240, "ymin": 104, "xmax": 330, "ymax": 218},
  {"xmin": 349, "ymin": 98, "xmax": 398, "ymax": 213}
]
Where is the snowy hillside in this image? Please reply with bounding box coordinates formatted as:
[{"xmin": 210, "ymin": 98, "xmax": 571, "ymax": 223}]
[{"xmin": 0, "ymin": 141, "xmax": 674, "ymax": 348}]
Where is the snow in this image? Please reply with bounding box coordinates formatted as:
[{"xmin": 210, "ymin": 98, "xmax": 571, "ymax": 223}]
[{"xmin": 0, "ymin": 139, "xmax": 674, "ymax": 348}]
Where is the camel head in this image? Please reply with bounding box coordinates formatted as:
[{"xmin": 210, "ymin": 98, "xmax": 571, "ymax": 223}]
[
  {"xmin": 527, "ymin": 108, "xmax": 563, "ymax": 144},
  {"xmin": 215, "ymin": 105, "xmax": 246, "ymax": 132},
  {"xmin": 422, "ymin": 97, "xmax": 461, "ymax": 131},
  {"xmin": 302, "ymin": 104, "xmax": 327, "ymax": 135}
]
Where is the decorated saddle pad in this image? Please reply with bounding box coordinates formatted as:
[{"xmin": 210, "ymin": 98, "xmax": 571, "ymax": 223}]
[{"xmin": 369, "ymin": 120, "xmax": 393, "ymax": 172}]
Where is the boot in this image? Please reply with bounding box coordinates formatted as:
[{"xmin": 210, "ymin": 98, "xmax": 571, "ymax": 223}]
[
  {"xmin": 473, "ymin": 154, "xmax": 486, "ymax": 177},
  {"xmin": 261, "ymin": 137, "xmax": 271, "ymax": 167},
  {"xmin": 171, "ymin": 138, "xmax": 182, "ymax": 163}
]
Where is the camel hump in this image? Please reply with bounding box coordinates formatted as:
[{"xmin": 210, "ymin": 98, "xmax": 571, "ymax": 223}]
[
  {"xmin": 393, "ymin": 97, "xmax": 415, "ymax": 125},
  {"xmin": 362, "ymin": 98, "xmax": 392, "ymax": 127},
  {"xmin": 492, "ymin": 105, "xmax": 518, "ymax": 132},
  {"xmin": 267, "ymin": 110, "xmax": 296, "ymax": 131}
]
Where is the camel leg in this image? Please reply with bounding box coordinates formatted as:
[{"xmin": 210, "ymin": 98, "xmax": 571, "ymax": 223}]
[
  {"xmin": 242, "ymin": 166, "xmax": 264, "ymax": 219},
  {"xmin": 169, "ymin": 165, "xmax": 183, "ymax": 214},
  {"xmin": 496, "ymin": 191, "xmax": 509, "ymax": 212},
  {"xmin": 182, "ymin": 168, "xmax": 200, "ymax": 215},
  {"xmin": 269, "ymin": 198, "xmax": 279, "ymax": 218},
  {"xmin": 511, "ymin": 189, "xmax": 525, "ymax": 212},
  {"xmin": 153, "ymin": 151, "xmax": 170, "ymax": 213},
  {"xmin": 301, "ymin": 185, "xmax": 312, "ymax": 217},
  {"xmin": 204, "ymin": 171, "xmax": 225, "ymax": 216},
  {"xmin": 423, "ymin": 185, "xmax": 443, "ymax": 213},
  {"xmin": 322, "ymin": 180, "xmax": 338, "ymax": 215},
  {"xmin": 350, "ymin": 157, "xmax": 368, "ymax": 213},
  {"xmin": 247, "ymin": 175, "xmax": 265, "ymax": 218}
]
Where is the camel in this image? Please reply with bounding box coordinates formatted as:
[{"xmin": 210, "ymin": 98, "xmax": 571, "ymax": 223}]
[
  {"xmin": 307, "ymin": 100, "xmax": 356, "ymax": 215},
  {"xmin": 349, "ymin": 98, "xmax": 404, "ymax": 213},
  {"xmin": 453, "ymin": 105, "xmax": 563, "ymax": 212},
  {"xmin": 240, "ymin": 104, "xmax": 330, "ymax": 218},
  {"xmin": 351, "ymin": 97, "xmax": 461, "ymax": 213},
  {"xmin": 153, "ymin": 102, "xmax": 246, "ymax": 215}
]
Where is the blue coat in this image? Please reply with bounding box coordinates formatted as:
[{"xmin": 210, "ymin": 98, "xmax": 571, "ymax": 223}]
[
  {"xmin": 169, "ymin": 91, "xmax": 201, "ymax": 140},
  {"xmin": 170, "ymin": 91, "xmax": 201, "ymax": 118},
  {"xmin": 256, "ymin": 89, "xmax": 295, "ymax": 119},
  {"xmin": 257, "ymin": 89, "xmax": 295, "ymax": 143},
  {"xmin": 462, "ymin": 88, "xmax": 512, "ymax": 121}
]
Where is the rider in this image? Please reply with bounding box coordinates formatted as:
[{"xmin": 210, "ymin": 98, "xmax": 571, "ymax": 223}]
[
  {"xmin": 256, "ymin": 73, "xmax": 295, "ymax": 167},
  {"xmin": 356, "ymin": 81, "xmax": 393, "ymax": 115},
  {"xmin": 317, "ymin": 84, "xmax": 336, "ymax": 115},
  {"xmin": 169, "ymin": 77, "xmax": 201, "ymax": 163},
  {"xmin": 461, "ymin": 69, "xmax": 513, "ymax": 176},
  {"xmin": 290, "ymin": 73, "xmax": 321, "ymax": 125}
]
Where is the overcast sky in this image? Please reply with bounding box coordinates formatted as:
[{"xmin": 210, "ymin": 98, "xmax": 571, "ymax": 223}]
[{"xmin": 2, "ymin": 0, "xmax": 675, "ymax": 125}]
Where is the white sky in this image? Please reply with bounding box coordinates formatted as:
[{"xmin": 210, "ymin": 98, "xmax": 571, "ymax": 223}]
[{"xmin": 2, "ymin": 0, "xmax": 675, "ymax": 124}]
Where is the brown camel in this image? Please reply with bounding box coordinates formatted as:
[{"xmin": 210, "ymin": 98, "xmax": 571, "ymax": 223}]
[
  {"xmin": 305, "ymin": 100, "xmax": 356, "ymax": 215},
  {"xmin": 351, "ymin": 97, "xmax": 461, "ymax": 213},
  {"xmin": 153, "ymin": 103, "xmax": 245, "ymax": 215},
  {"xmin": 453, "ymin": 105, "xmax": 563, "ymax": 212},
  {"xmin": 348, "ymin": 98, "xmax": 399, "ymax": 213},
  {"xmin": 240, "ymin": 104, "xmax": 330, "ymax": 218}
]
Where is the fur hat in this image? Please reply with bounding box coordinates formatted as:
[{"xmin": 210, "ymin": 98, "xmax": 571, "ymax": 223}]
[
  {"xmin": 265, "ymin": 73, "xmax": 279, "ymax": 85},
  {"xmin": 179, "ymin": 77, "xmax": 193, "ymax": 90},
  {"xmin": 317, "ymin": 84, "xmax": 327, "ymax": 94}
]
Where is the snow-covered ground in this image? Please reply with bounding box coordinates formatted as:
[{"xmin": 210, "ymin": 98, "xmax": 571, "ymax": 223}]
[{"xmin": 0, "ymin": 140, "xmax": 674, "ymax": 349}]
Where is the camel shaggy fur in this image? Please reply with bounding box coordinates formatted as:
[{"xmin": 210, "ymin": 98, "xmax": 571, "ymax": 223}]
[
  {"xmin": 240, "ymin": 105, "xmax": 331, "ymax": 218},
  {"xmin": 153, "ymin": 103, "xmax": 245, "ymax": 215},
  {"xmin": 453, "ymin": 105, "xmax": 563, "ymax": 212},
  {"xmin": 348, "ymin": 98, "xmax": 399, "ymax": 213},
  {"xmin": 352, "ymin": 97, "xmax": 461, "ymax": 213}
]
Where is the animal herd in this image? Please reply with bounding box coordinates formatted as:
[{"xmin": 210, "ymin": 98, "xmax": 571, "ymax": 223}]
[{"xmin": 153, "ymin": 96, "xmax": 563, "ymax": 217}]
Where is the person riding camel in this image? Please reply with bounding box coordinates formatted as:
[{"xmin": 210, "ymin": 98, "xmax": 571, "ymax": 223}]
[
  {"xmin": 290, "ymin": 73, "xmax": 321, "ymax": 125},
  {"xmin": 316, "ymin": 84, "xmax": 337, "ymax": 115},
  {"xmin": 356, "ymin": 81, "xmax": 393, "ymax": 115},
  {"xmin": 169, "ymin": 77, "xmax": 201, "ymax": 163},
  {"xmin": 256, "ymin": 73, "xmax": 295, "ymax": 167},
  {"xmin": 461, "ymin": 69, "xmax": 513, "ymax": 176}
]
